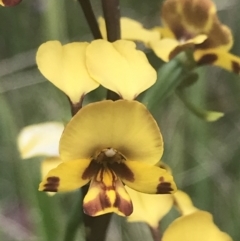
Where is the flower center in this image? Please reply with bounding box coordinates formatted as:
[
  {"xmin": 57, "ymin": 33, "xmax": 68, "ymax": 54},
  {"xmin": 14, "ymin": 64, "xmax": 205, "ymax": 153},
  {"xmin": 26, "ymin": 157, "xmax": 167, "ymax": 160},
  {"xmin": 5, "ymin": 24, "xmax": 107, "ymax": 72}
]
[{"xmin": 93, "ymin": 148, "xmax": 126, "ymax": 166}]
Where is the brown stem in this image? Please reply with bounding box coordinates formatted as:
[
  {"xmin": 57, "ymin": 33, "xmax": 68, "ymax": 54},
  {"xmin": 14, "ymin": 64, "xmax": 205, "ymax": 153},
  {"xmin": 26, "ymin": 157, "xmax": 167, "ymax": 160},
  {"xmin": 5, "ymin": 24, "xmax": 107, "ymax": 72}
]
[
  {"xmin": 74, "ymin": 1, "xmax": 121, "ymax": 240},
  {"xmin": 101, "ymin": 0, "xmax": 121, "ymax": 42},
  {"xmin": 149, "ymin": 226, "xmax": 162, "ymax": 241},
  {"xmin": 101, "ymin": 0, "xmax": 121, "ymax": 100},
  {"xmin": 68, "ymin": 96, "xmax": 84, "ymax": 116},
  {"xmin": 78, "ymin": 0, "xmax": 102, "ymax": 39}
]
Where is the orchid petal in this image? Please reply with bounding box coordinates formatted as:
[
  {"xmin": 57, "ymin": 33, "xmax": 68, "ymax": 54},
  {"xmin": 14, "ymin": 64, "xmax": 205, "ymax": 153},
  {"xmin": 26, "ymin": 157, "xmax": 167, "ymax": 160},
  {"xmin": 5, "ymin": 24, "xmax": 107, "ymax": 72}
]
[
  {"xmin": 60, "ymin": 100, "xmax": 163, "ymax": 165},
  {"xmin": 36, "ymin": 41, "xmax": 99, "ymax": 104},
  {"xmin": 194, "ymin": 48, "xmax": 240, "ymax": 74},
  {"xmin": 162, "ymin": 211, "xmax": 233, "ymax": 241},
  {"xmin": 86, "ymin": 39, "xmax": 156, "ymax": 100},
  {"xmin": 111, "ymin": 160, "xmax": 177, "ymax": 194},
  {"xmin": 99, "ymin": 17, "xmax": 160, "ymax": 44},
  {"xmin": 39, "ymin": 159, "xmax": 92, "ymax": 192},
  {"xmin": 83, "ymin": 168, "xmax": 132, "ymax": 216},
  {"xmin": 18, "ymin": 122, "xmax": 64, "ymax": 159},
  {"xmin": 126, "ymin": 186, "xmax": 173, "ymax": 228}
]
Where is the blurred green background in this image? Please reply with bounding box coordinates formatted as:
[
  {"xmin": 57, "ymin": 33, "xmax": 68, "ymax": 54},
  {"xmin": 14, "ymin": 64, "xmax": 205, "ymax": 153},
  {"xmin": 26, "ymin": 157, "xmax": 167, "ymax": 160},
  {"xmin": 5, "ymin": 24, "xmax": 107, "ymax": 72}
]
[{"xmin": 0, "ymin": 0, "xmax": 240, "ymax": 240}]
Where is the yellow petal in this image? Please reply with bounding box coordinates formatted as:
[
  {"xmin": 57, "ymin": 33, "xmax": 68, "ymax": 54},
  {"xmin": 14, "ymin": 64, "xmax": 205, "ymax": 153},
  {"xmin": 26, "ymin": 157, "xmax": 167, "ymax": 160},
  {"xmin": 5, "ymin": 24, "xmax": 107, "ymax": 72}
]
[
  {"xmin": 149, "ymin": 35, "xmax": 207, "ymax": 62},
  {"xmin": 173, "ymin": 190, "xmax": 198, "ymax": 216},
  {"xmin": 98, "ymin": 17, "xmax": 160, "ymax": 44},
  {"xmin": 86, "ymin": 39, "xmax": 157, "ymax": 100},
  {"xmin": 39, "ymin": 159, "xmax": 92, "ymax": 192},
  {"xmin": 41, "ymin": 157, "xmax": 63, "ymax": 180},
  {"xmin": 190, "ymin": 35, "xmax": 208, "ymax": 44},
  {"xmin": 194, "ymin": 48, "xmax": 240, "ymax": 74},
  {"xmin": 18, "ymin": 122, "xmax": 64, "ymax": 159},
  {"xmin": 162, "ymin": 211, "xmax": 233, "ymax": 241},
  {"xmin": 200, "ymin": 22, "xmax": 233, "ymax": 50},
  {"xmin": 152, "ymin": 27, "xmax": 175, "ymax": 39},
  {"xmin": 41, "ymin": 157, "xmax": 63, "ymax": 196},
  {"xmin": 149, "ymin": 38, "xmax": 180, "ymax": 62},
  {"xmin": 111, "ymin": 160, "xmax": 177, "ymax": 194},
  {"xmin": 126, "ymin": 186, "xmax": 173, "ymax": 228},
  {"xmin": 36, "ymin": 41, "xmax": 99, "ymax": 104},
  {"xmin": 83, "ymin": 168, "xmax": 132, "ymax": 216},
  {"xmin": 60, "ymin": 100, "xmax": 163, "ymax": 165}
]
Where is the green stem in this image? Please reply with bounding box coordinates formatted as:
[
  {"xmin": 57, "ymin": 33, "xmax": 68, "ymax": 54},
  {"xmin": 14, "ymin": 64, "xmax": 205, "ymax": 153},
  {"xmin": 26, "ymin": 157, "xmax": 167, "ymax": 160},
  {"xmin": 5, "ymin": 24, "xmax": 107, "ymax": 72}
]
[{"xmin": 63, "ymin": 192, "xmax": 83, "ymax": 241}]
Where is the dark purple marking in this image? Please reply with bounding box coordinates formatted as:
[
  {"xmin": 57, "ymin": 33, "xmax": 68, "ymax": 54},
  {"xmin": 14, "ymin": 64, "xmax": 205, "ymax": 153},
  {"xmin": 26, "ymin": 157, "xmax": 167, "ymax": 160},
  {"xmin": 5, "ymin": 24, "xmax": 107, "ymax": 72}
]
[
  {"xmin": 109, "ymin": 162, "xmax": 134, "ymax": 182},
  {"xmin": 114, "ymin": 192, "xmax": 133, "ymax": 216},
  {"xmin": 157, "ymin": 182, "xmax": 173, "ymax": 194},
  {"xmin": 43, "ymin": 176, "xmax": 60, "ymax": 192},
  {"xmin": 82, "ymin": 161, "xmax": 101, "ymax": 180},
  {"xmin": 197, "ymin": 53, "xmax": 218, "ymax": 66},
  {"xmin": 231, "ymin": 61, "xmax": 240, "ymax": 74}
]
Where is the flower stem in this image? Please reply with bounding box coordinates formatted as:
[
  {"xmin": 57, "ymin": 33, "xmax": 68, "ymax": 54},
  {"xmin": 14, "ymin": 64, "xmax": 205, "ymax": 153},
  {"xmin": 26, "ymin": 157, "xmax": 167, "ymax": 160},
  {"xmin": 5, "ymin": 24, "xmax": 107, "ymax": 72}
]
[
  {"xmin": 69, "ymin": 1, "xmax": 121, "ymax": 240},
  {"xmin": 78, "ymin": 0, "xmax": 102, "ymax": 39},
  {"xmin": 63, "ymin": 192, "xmax": 83, "ymax": 241},
  {"xmin": 101, "ymin": 0, "xmax": 121, "ymax": 42},
  {"xmin": 101, "ymin": 0, "xmax": 121, "ymax": 100},
  {"xmin": 149, "ymin": 226, "xmax": 162, "ymax": 241}
]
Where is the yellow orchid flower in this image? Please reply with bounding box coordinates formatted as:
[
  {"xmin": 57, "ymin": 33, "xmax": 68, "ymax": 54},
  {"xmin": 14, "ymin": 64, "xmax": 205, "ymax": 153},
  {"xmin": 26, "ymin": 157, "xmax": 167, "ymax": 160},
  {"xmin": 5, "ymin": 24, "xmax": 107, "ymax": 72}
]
[
  {"xmin": 162, "ymin": 191, "xmax": 233, "ymax": 241},
  {"xmin": 157, "ymin": 0, "xmax": 240, "ymax": 74},
  {"xmin": 36, "ymin": 39, "xmax": 156, "ymax": 102},
  {"xmin": 126, "ymin": 188, "xmax": 232, "ymax": 241},
  {"xmin": 126, "ymin": 162, "xmax": 173, "ymax": 228},
  {"xmin": 18, "ymin": 122, "xmax": 64, "ymax": 181},
  {"xmin": 101, "ymin": 0, "xmax": 240, "ymax": 74},
  {"xmin": 126, "ymin": 186, "xmax": 173, "ymax": 229},
  {"xmin": 0, "ymin": 0, "xmax": 21, "ymax": 6},
  {"xmin": 39, "ymin": 100, "xmax": 177, "ymax": 217}
]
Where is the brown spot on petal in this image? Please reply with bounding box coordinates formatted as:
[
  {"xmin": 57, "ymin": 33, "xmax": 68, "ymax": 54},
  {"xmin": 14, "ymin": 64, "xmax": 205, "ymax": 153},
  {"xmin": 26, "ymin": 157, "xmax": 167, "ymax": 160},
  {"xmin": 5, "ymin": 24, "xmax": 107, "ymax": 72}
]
[
  {"xmin": 43, "ymin": 176, "xmax": 60, "ymax": 192},
  {"xmin": 182, "ymin": 0, "xmax": 215, "ymax": 30},
  {"xmin": 157, "ymin": 182, "xmax": 173, "ymax": 194},
  {"xmin": 197, "ymin": 53, "xmax": 217, "ymax": 66},
  {"xmin": 114, "ymin": 193, "xmax": 133, "ymax": 216},
  {"xmin": 159, "ymin": 176, "xmax": 165, "ymax": 182},
  {"xmin": 197, "ymin": 22, "xmax": 233, "ymax": 49},
  {"xmin": 157, "ymin": 176, "xmax": 173, "ymax": 194},
  {"xmin": 3, "ymin": 0, "xmax": 22, "ymax": 6},
  {"xmin": 169, "ymin": 43, "xmax": 194, "ymax": 60},
  {"xmin": 82, "ymin": 161, "xmax": 101, "ymax": 180},
  {"xmin": 109, "ymin": 162, "xmax": 134, "ymax": 182},
  {"xmin": 231, "ymin": 61, "xmax": 240, "ymax": 74},
  {"xmin": 83, "ymin": 189, "xmax": 112, "ymax": 216}
]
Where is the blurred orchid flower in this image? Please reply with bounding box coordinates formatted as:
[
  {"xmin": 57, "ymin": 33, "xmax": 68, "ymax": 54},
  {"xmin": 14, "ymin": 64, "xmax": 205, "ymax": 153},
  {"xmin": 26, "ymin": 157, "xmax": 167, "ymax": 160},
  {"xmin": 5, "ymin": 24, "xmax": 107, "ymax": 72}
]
[
  {"xmin": 18, "ymin": 122, "xmax": 64, "ymax": 181},
  {"xmin": 99, "ymin": 0, "xmax": 240, "ymax": 74}
]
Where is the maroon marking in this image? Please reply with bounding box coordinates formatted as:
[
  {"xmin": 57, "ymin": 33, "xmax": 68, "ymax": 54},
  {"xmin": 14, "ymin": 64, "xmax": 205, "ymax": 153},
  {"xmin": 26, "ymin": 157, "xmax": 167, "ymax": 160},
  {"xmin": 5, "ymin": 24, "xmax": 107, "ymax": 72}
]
[
  {"xmin": 3, "ymin": 0, "xmax": 22, "ymax": 6},
  {"xmin": 197, "ymin": 54, "xmax": 218, "ymax": 66},
  {"xmin": 114, "ymin": 193, "xmax": 133, "ymax": 216},
  {"xmin": 159, "ymin": 176, "xmax": 164, "ymax": 182},
  {"xmin": 82, "ymin": 161, "xmax": 101, "ymax": 180},
  {"xmin": 83, "ymin": 185, "xmax": 112, "ymax": 216},
  {"xmin": 157, "ymin": 182, "xmax": 173, "ymax": 194},
  {"xmin": 109, "ymin": 162, "xmax": 134, "ymax": 182},
  {"xmin": 43, "ymin": 176, "xmax": 60, "ymax": 192},
  {"xmin": 231, "ymin": 61, "xmax": 240, "ymax": 74}
]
